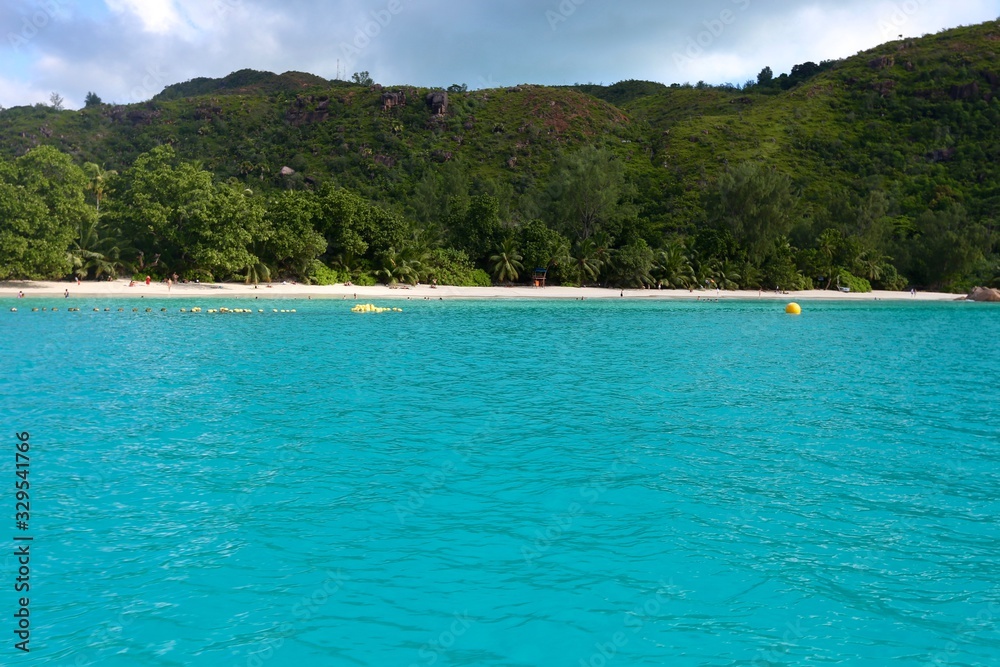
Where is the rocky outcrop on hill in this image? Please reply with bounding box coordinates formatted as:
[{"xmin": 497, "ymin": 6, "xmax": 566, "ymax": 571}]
[
  {"xmin": 426, "ymin": 91, "xmax": 448, "ymax": 115},
  {"xmin": 967, "ymin": 286, "xmax": 1000, "ymax": 302}
]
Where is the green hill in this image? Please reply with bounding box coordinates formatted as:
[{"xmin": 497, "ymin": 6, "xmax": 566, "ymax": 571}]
[{"xmin": 1, "ymin": 20, "xmax": 998, "ymax": 290}]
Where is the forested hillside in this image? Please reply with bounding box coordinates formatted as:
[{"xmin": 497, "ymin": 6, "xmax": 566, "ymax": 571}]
[{"xmin": 1, "ymin": 20, "xmax": 997, "ymax": 291}]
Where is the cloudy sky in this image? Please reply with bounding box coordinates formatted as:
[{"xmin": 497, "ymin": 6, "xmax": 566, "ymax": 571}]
[{"xmin": 1, "ymin": 0, "xmax": 996, "ymax": 109}]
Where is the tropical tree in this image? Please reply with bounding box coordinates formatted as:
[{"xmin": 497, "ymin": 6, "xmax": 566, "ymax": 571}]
[
  {"xmin": 711, "ymin": 161, "xmax": 796, "ymax": 265},
  {"xmin": 105, "ymin": 146, "xmax": 262, "ymax": 280},
  {"xmin": 243, "ymin": 258, "xmax": 272, "ymax": 285},
  {"xmin": 544, "ymin": 146, "xmax": 625, "ymax": 240},
  {"xmin": 0, "ymin": 147, "xmax": 93, "ymax": 279},
  {"xmin": 715, "ymin": 261, "xmax": 742, "ymax": 290},
  {"xmin": 67, "ymin": 217, "xmax": 124, "ymax": 279},
  {"xmin": 262, "ymin": 190, "xmax": 326, "ymax": 278},
  {"xmin": 571, "ymin": 238, "xmax": 603, "ymax": 286},
  {"xmin": 816, "ymin": 228, "xmax": 842, "ymax": 289},
  {"xmin": 856, "ymin": 250, "xmax": 889, "ymax": 283},
  {"xmin": 83, "ymin": 162, "xmax": 117, "ymax": 215},
  {"xmin": 490, "ymin": 238, "xmax": 523, "ymax": 284},
  {"xmin": 611, "ymin": 239, "xmax": 654, "ymax": 287},
  {"xmin": 375, "ymin": 246, "xmax": 422, "ymax": 285},
  {"xmin": 688, "ymin": 251, "xmax": 718, "ymax": 289},
  {"xmin": 653, "ymin": 242, "xmax": 694, "ymax": 288}
]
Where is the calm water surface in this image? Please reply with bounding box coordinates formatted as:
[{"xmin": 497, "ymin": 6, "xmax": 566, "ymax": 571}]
[{"xmin": 2, "ymin": 298, "xmax": 998, "ymax": 666}]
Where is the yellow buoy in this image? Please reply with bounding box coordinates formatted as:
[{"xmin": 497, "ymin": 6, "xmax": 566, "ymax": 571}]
[
  {"xmin": 785, "ymin": 303, "xmax": 802, "ymax": 315},
  {"xmin": 10, "ymin": 308, "xmax": 16, "ymax": 312}
]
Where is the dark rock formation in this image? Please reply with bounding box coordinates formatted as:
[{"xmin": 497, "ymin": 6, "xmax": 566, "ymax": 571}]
[
  {"xmin": 380, "ymin": 91, "xmax": 406, "ymax": 111},
  {"xmin": 869, "ymin": 55, "xmax": 894, "ymax": 70},
  {"xmin": 949, "ymin": 82, "xmax": 979, "ymax": 100},
  {"xmin": 870, "ymin": 80, "xmax": 896, "ymax": 97},
  {"xmin": 426, "ymin": 91, "xmax": 448, "ymax": 115}
]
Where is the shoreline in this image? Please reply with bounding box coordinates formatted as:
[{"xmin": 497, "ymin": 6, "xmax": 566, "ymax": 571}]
[{"xmin": 1, "ymin": 280, "xmax": 965, "ymax": 302}]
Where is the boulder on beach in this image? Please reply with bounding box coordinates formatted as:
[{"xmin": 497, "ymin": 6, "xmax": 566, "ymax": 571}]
[{"xmin": 967, "ymin": 286, "xmax": 1000, "ymax": 302}]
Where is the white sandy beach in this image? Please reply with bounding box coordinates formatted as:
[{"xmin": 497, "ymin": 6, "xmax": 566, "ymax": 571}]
[{"xmin": 1, "ymin": 279, "xmax": 965, "ymax": 301}]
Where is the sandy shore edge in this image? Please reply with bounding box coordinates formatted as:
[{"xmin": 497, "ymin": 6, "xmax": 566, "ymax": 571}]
[{"xmin": 1, "ymin": 280, "xmax": 965, "ymax": 302}]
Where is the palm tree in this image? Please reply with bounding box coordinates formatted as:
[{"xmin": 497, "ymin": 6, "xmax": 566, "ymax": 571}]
[
  {"xmin": 688, "ymin": 251, "xmax": 718, "ymax": 289},
  {"xmin": 332, "ymin": 250, "xmax": 362, "ymax": 277},
  {"xmin": 67, "ymin": 218, "xmax": 124, "ymax": 280},
  {"xmin": 83, "ymin": 163, "xmax": 117, "ymax": 215},
  {"xmin": 653, "ymin": 242, "xmax": 694, "ymax": 288},
  {"xmin": 816, "ymin": 228, "xmax": 841, "ymax": 289},
  {"xmin": 856, "ymin": 250, "xmax": 889, "ymax": 282},
  {"xmin": 243, "ymin": 259, "xmax": 271, "ymax": 285},
  {"xmin": 571, "ymin": 238, "xmax": 602, "ymax": 286},
  {"xmin": 590, "ymin": 230, "xmax": 613, "ymax": 286},
  {"xmin": 715, "ymin": 261, "xmax": 742, "ymax": 290},
  {"xmin": 490, "ymin": 238, "xmax": 523, "ymax": 284},
  {"xmin": 375, "ymin": 247, "xmax": 422, "ymax": 285}
]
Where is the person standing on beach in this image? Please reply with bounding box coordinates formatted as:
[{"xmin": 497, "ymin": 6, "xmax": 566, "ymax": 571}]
[
  {"xmin": 17, "ymin": 290, "xmax": 24, "ymax": 299},
  {"xmin": 145, "ymin": 275, "xmax": 151, "ymax": 285},
  {"xmin": 64, "ymin": 289, "xmax": 69, "ymax": 298}
]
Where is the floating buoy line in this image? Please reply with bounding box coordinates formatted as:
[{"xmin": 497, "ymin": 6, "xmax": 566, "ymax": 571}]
[{"xmin": 8, "ymin": 306, "xmax": 298, "ymax": 314}]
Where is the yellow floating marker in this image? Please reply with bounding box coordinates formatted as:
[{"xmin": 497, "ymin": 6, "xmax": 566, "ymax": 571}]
[
  {"xmin": 118, "ymin": 308, "xmax": 124, "ymax": 312},
  {"xmin": 93, "ymin": 308, "xmax": 100, "ymax": 312},
  {"xmin": 145, "ymin": 308, "xmax": 152, "ymax": 313},
  {"xmin": 351, "ymin": 303, "xmax": 399, "ymax": 314},
  {"xmin": 785, "ymin": 303, "xmax": 802, "ymax": 315},
  {"xmin": 10, "ymin": 308, "xmax": 16, "ymax": 312},
  {"xmin": 104, "ymin": 308, "xmax": 110, "ymax": 312},
  {"xmin": 132, "ymin": 308, "xmax": 138, "ymax": 312},
  {"xmin": 52, "ymin": 308, "xmax": 58, "ymax": 312},
  {"xmin": 258, "ymin": 309, "xmax": 264, "ymax": 313},
  {"xmin": 31, "ymin": 308, "xmax": 38, "ymax": 312}
]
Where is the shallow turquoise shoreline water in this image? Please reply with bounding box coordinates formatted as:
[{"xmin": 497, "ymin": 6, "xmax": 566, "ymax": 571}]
[{"xmin": 2, "ymin": 300, "xmax": 998, "ymax": 666}]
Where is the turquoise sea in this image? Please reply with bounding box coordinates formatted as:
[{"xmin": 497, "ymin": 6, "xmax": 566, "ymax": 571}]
[{"xmin": 2, "ymin": 298, "xmax": 999, "ymax": 666}]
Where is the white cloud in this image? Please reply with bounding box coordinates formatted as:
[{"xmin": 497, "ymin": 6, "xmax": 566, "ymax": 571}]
[{"xmin": 103, "ymin": 0, "xmax": 182, "ymax": 34}]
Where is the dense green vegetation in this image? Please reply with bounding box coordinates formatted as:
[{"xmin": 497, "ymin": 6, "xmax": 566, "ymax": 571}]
[{"xmin": 1, "ymin": 21, "xmax": 998, "ymax": 290}]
